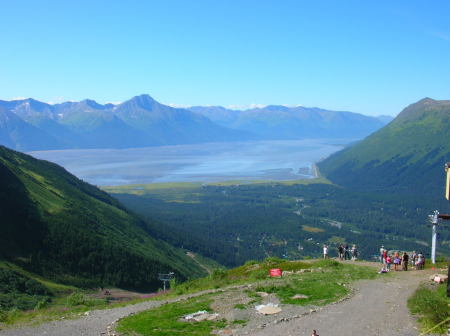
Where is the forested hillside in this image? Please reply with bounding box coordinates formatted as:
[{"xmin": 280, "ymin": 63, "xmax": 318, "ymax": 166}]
[
  {"xmin": 318, "ymin": 98, "xmax": 450, "ymax": 195},
  {"xmin": 106, "ymin": 182, "xmax": 450, "ymax": 267},
  {"xmin": 0, "ymin": 146, "xmax": 207, "ymax": 291}
]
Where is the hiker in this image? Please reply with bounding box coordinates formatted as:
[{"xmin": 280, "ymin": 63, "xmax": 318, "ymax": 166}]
[
  {"xmin": 338, "ymin": 244, "xmax": 344, "ymax": 260},
  {"xmin": 402, "ymin": 252, "xmax": 409, "ymax": 271},
  {"xmin": 311, "ymin": 330, "xmax": 319, "ymax": 336},
  {"xmin": 382, "ymin": 249, "xmax": 388, "ymax": 265},
  {"xmin": 323, "ymin": 244, "xmax": 329, "ymax": 259},
  {"xmin": 416, "ymin": 252, "xmax": 424, "ymax": 270},
  {"xmin": 351, "ymin": 245, "xmax": 358, "ymax": 260},
  {"xmin": 393, "ymin": 251, "xmax": 401, "ymax": 271},
  {"xmin": 344, "ymin": 244, "xmax": 350, "ymax": 260},
  {"xmin": 411, "ymin": 251, "xmax": 417, "ymax": 269},
  {"xmin": 379, "ymin": 245, "xmax": 384, "ymax": 263},
  {"xmin": 386, "ymin": 255, "xmax": 392, "ymax": 271}
]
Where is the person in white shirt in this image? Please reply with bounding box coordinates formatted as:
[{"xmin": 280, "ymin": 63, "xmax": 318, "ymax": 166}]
[
  {"xmin": 323, "ymin": 244, "xmax": 329, "ymax": 259},
  {"xmin": 379, "ymin": 245, "xmax": 384, "ymax": 263}
]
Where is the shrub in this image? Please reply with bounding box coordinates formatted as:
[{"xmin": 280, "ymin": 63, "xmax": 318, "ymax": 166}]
[
  {"xmin": 66, "ymin": 292, "xmax": 105, "ymax": 307},
  {"xmin": 210, "ymin": 269, "xmax": 227, "ymax": 280}
]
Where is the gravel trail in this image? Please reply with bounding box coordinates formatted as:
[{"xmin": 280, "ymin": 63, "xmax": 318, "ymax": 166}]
[
  {"xmin": 0, "ymin": 265, "xmax": 432, "ymax": 336},
  {"xmin": 249, "ymin": 269, "xmax": 429, "ymax": 336},
  {"xmin": 0, "ymin": 287, "xmax": 230, "ymax": 336}
]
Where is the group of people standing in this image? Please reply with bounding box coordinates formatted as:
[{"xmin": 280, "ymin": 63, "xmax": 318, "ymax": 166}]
[
  {"xmin": 337, "ymin": 244, "xmax": 358, "ymax": 261},
  {"xmin": 379, "ymin": 246, "xmax": 425, "ymax": 272},
  {"xmin": 323, "ymin": 244, "xmax": 358, "ymax": 260}
]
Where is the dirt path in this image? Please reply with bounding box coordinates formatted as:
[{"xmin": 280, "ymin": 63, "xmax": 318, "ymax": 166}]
[
  {"xmin": 247, "ymin": 269, "xmax": 430, "ymax": 336},
  {"xmin": 0, "ymin": 264, "xmax": 433, "ymax": 336},
  {"xmin": 186, "ymin": 251, "xmax": 213, "ymax": 275}
]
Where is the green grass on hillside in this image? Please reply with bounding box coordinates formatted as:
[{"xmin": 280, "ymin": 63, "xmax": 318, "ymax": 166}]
[
  {"xmin": 0, "ymin": 145, "xmax": 208, "ymax": 292},
  {"xmin": 408, "ymin": 283, "xmax": 450, "ymax": 335},
  {"xmin": 170, "ymin": 258, "xmax": 313, "ymax": 295}
]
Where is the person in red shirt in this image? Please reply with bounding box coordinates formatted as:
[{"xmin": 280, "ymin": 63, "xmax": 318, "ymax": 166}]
[{"xmin": 382, "ymin": 249, "xmax": 388, "ymax": 264}]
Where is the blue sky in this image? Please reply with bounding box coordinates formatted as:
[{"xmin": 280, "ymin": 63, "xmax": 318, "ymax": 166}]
[{"xmin": 1, "ymin": 1, "xmax": 449, "ymax": 116}]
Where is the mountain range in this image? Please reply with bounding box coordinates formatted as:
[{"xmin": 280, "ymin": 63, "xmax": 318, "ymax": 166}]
[
  {"xmin": 318, "ymin": 98, "xmax": 450, "ymax": 195},
  {"xmin": 189, "ymin": 105, "xmax": 391, "ymax": 140},
  {"xmin": 0, "ymin": 95, "xmax": 392, "ymax": 151}
]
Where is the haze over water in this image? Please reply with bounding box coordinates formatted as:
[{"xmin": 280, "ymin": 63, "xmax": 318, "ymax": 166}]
[{"xmin": 29, "ymin": 139, "xmax": 352, "ymax": 186}]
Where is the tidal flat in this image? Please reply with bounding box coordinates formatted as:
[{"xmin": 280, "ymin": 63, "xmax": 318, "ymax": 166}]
[{"xmin": 29, "ymin": 139, "xmax": 353, "ymax": 186}]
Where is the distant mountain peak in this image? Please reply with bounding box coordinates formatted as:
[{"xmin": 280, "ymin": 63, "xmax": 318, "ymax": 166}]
[
  {"xmin": 417, "ymin": 97, "xmax": 435, "ymax": 104},
  {"xmin": 396, "ymin": 97, "xmax": 449, "ymax": 122},
  {"xmin": 129, "ymin": 94, "xmax": 156, "ymax": 107},
  {"xmin": 79, "ymin": 99, "xmax": 105, "ymax": 110}
]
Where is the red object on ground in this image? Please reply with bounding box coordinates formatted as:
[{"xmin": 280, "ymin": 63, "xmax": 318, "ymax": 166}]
[{"xmin": 269, "ymin": 268, "xmax": 282, "ymax": 277}]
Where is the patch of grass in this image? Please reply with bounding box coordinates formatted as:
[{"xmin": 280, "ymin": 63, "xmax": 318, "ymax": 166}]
[
  {"xmin": 255, "ymin": 278, "xmax": 346, "ymax": 306},
  {"xmin": 66, "ymin": 292, "xmax": 107, "ymax": 307},
  {"xmin": 253, "ymin": 262, "xmax": 376, "ymax": 306},
  {"xmin": 232, "ymin": 319, "xmax": 247, "ymax": 325},
  {"xmin": 233, "ymin": 303, "xmax": 246, "ymax": 310},
  {"xmin": 408, "ymin": 283, "xmax": 449, "ymax": 335},
  {"xmin": 302, "ymin": 225, "xmax": 325, "ymax": 233},
  {"xmin": 117, "ymin": 294, "xmax": 225, "ymax": 336},
  {"xmin": 171, "ymin": 258, "xmax": 313, "ymax": 295}
]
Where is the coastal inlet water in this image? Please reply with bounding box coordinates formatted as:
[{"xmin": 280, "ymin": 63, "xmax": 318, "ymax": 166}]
[{"xmin": 28, "ymin": 139, "xmax": 352, "ymax": 186}]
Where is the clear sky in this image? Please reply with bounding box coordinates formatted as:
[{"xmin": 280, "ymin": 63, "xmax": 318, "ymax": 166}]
[{"xmin": 1, "ymin": 1, "xmax": 449, "ymax": 116}]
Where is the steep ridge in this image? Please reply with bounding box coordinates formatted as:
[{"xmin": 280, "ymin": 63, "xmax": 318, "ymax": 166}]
[
  {"xmin": 0, "ymin": 108, "xmax": 64, "ymax": 150},
  {"xmin": 318, "ymin": 98, "xmax": 450, "ymax": 195},
  {"xmin": 0, "ymin": 145, "xmax": 207, "ymax": 290}
]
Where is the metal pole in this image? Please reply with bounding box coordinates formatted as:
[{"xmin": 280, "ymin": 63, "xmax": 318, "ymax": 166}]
[
  {"xmin": 429, "ymin": 210, "xmax": 439, "ymax": 264},
  {"xmin": 431, "ymin": 223, "xmax": 437, "ymax": 264}
]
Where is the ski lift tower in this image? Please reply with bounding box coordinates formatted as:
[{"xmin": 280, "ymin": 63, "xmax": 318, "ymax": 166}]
[
  {"xmin": 428, "ymin": 163, "xmax": 450, "ymax": 264},
  {"xmin": 444, "ymin": 163, "xmax": 450, "ymax": 298},
  {"xmin": 158, "ymin": 272, "xmax": 175, "ymax": 292},
  {"xmin": 428, "ymin": 210, "xmax": 440, "ymax": 264}
]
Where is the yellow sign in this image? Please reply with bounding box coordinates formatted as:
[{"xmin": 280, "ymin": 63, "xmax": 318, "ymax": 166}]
[{"xmin": 446, "ymin": 163, "xmax": 450, "ymax": 201}]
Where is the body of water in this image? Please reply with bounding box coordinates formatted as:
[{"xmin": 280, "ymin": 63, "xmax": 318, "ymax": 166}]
[{"xmin": 29, "ymin": 139, "xmax": 353, "ymax": 186}]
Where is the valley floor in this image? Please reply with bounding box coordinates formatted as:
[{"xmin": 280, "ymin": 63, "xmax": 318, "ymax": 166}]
[{"xmin": 0, "ymin": 263, "xmax": 437, "ymax": 336}]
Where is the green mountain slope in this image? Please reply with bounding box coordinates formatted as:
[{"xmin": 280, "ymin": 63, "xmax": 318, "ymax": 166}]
[
  {"xmin": 317, "ymin": 98, "xmax": 450, "ymax": 195},
  {"xmin": 0, "ymin": 145, "xmax": 207, "ymax": 290}
]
